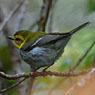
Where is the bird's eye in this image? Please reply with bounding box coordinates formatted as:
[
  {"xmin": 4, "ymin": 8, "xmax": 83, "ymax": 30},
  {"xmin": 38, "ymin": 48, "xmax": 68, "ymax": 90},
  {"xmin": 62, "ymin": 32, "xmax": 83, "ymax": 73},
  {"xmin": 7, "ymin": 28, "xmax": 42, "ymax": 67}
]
[{"xmin": 15, "ymin": 38, "xmax": 20, "ymax": 41}]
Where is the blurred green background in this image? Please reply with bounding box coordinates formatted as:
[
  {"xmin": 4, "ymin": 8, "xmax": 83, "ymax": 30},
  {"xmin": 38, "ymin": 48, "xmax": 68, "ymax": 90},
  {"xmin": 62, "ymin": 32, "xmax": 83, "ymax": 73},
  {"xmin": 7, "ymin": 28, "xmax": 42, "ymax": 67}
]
[{"xmin": 0, "ymin": 0, "xmax": 95, "ymax": 95}]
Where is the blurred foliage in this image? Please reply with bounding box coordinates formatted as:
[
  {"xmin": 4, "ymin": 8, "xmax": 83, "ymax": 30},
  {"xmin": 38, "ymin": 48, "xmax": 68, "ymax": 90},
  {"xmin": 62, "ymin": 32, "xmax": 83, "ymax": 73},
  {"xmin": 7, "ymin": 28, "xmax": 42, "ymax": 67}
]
[
  {"xmin": 0, "ymin": 46, "xmax": 12, "ymax": 72},
  {"xmin": 87, "ymin": 0, "xmax": 95, "ymax": 13},
  {"xmin": 0, "ymin": 46, "xmax": 18, "ymax": 95},
  {"xmin": 6, "ymin": 80, "xmax": 18, "ymax": 95}
]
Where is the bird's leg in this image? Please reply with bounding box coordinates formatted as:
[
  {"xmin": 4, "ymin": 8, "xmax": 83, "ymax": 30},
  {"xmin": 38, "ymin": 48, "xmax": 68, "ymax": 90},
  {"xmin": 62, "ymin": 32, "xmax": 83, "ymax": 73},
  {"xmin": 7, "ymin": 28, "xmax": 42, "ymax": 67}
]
[
  {"xmin": 43, "ymin": 62, "xmax": 54, "ymax": 72},
  {"xmin": 42, "ymin": 65, "xmax": 51, "ymax": 72}
]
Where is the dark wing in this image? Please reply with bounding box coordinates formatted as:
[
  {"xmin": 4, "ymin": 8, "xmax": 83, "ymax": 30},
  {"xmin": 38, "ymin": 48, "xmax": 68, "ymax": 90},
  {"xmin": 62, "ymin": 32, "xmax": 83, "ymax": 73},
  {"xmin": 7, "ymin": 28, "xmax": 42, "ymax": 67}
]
[
  {"xmin": 24, "ymin": 34, "xmax": 64, "ymax": 51},
  {"xmin": 24, "ymin": 22, "xmax": 90, "ymax": 51}
]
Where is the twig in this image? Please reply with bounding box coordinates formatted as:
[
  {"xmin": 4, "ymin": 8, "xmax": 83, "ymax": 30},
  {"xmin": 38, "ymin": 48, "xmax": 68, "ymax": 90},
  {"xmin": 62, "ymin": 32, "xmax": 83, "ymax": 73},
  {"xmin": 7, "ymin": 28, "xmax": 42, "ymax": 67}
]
[
  {"xmin": 65, "ymin": 68, "xmax": 95, "ymax": 95},
  {"xmin": 14, "ymin": 0, "xmax": 29, "ymax": 31},
  {"xmin": 0, "ymin": 0, "xmax": 25, "ymax": 32},
  {"xmin": 71, "ymin": 40, "xmax": 95, "ymax": 71},
  {"xmin": 48, "ymin": 0, "xmax": 57, "ymax": 33},
  {"xmin": 0, "ymin": 69, "xmax": 93, "ymax": 93},
  {"xmin": 0, "ymin": 78, "xmax": 27, "ymax": 93},
  {"xmin": 0, "ymin": 69, "xmax": 92, "ymax": 80},
  {"xmin": 38, "ymin": 0, "xmax": 53, "ymax": 32}
]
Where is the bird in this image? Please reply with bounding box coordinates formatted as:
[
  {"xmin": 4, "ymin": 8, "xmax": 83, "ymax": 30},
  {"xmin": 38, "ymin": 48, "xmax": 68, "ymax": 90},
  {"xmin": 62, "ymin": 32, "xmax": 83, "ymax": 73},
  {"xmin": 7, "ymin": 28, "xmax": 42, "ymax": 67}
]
[{"xmin": 7, "ymin": 22, "xmax": 90, "ymax": 72}]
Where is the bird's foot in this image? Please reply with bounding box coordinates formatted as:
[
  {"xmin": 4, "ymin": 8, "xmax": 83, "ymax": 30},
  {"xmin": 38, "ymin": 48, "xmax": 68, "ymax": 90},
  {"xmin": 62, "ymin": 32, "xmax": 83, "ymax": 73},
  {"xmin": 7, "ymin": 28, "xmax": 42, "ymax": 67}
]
[{"xmin": 42, "ymin": 66, "xmax": 50, "ymax": 72}]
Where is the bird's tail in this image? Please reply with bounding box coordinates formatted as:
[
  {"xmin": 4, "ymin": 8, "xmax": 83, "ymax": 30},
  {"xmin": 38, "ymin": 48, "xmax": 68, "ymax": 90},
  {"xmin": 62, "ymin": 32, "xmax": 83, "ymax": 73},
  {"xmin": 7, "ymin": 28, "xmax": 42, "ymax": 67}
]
[{"xmin": 69, "ymin": 22, "xmax": 90, "ymax": 35}]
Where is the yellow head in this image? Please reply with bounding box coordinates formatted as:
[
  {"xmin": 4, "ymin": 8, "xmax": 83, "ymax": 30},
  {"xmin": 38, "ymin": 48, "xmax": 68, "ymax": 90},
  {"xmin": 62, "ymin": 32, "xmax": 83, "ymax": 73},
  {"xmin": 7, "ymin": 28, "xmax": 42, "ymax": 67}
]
[{"xmin": 7, "ymin": 30, "xmax": 46, "ymax": 49}]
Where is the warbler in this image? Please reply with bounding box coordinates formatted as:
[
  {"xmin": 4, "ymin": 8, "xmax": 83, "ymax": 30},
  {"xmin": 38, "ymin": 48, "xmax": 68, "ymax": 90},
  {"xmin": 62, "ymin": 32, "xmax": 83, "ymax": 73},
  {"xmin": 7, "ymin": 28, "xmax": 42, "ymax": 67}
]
[{"xmin": 7, "ymin": 22, "xmax": 90, "ymax": 71}]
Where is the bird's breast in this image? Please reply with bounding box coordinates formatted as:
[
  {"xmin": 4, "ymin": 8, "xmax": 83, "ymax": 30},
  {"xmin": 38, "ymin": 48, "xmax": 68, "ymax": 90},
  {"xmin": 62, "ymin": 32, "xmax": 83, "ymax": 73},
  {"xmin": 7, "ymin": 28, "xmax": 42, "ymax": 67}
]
[{"xmin": 19, "ymin": 47, "xmax": 56, "ymax": 67}]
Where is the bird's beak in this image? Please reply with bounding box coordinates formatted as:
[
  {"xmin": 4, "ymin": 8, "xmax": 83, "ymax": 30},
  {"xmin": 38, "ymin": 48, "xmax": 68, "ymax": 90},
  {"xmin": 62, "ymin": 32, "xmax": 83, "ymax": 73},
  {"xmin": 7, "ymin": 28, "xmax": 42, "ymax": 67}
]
[{"xmin": 7, "ymin": 36, "xmax": 14, "ymax": 40}]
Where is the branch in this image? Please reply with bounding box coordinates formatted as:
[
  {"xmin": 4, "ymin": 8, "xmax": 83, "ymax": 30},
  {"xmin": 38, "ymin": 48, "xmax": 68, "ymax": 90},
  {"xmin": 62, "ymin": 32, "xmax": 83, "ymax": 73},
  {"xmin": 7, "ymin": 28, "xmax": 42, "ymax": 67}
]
[
  {"xmin": 71, "ymin": 40, "xmax": 95, "ymax": 71},
  {"xmin": 0, "ymin": 0, "xmax": 25, "ymax": 32},
  {"xmin": 0, "ymin": 68, "xmax": 93, "ymax": 93},
  {"xmin": 38, "ymin": 0, "xmax": 53, "ymax": 32},
  {"xmin": 0, "ymin": 78, "xmax": 27, "ymax": 93},
  {"xmin": 48, "ymin": 0, "xmax": 57, "ymax": 33},
  {"xmin": 0, "ymin": 69, "xmax": 92, "ymax": 80}
]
